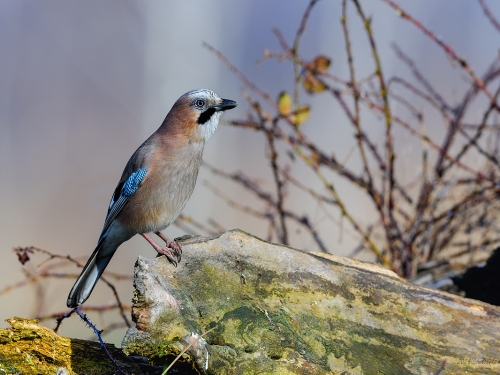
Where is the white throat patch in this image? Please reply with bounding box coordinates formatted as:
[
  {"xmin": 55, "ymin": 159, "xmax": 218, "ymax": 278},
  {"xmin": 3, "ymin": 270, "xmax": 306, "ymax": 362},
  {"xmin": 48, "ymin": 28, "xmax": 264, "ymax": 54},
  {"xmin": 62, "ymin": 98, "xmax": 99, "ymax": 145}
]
[{"xmin": 200, "ymin": 110, "xmax": 222, "ymax": 140}]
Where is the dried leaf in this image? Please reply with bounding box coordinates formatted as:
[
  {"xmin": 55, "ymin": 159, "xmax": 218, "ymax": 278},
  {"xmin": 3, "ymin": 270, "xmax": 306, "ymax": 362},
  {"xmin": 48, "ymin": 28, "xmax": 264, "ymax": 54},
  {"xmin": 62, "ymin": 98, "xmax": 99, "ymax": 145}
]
[
  {"xmin": 310, "ymin": 55, "xmax": 330, "ymax": 73},
  {"xmin": 14, "ymin": 247, "xmax": 33, "ymax": 265},
  {"xmin": 303, "ymin": 72, "xmax": 327, "ymax": 94},
  {"xmin": 310, "ymin": 150, "xmax": 322, "ymax": 171},
  {"xmin": 302, "ymin": 55, "xmax": 331, "ymax": 94}
]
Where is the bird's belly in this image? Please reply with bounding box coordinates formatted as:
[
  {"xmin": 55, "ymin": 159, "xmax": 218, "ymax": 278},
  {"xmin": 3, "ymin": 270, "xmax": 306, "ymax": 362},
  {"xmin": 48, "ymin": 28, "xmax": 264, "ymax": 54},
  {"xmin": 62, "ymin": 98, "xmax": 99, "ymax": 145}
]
[{"xmin": 119, "ymin": 159, "xmax": 200, "ymax": 234}]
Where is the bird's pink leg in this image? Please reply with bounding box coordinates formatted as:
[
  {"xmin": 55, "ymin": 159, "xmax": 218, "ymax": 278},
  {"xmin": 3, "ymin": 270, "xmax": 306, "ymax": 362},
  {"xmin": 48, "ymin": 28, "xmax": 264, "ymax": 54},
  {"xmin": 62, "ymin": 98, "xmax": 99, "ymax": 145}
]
[
  {"xmin": 155, "ymin": 231, "xmax": 182, "ymax": 262},
  {"xmin": 141, "ymin": 233, "xmax": 179, "ymax": 266}
]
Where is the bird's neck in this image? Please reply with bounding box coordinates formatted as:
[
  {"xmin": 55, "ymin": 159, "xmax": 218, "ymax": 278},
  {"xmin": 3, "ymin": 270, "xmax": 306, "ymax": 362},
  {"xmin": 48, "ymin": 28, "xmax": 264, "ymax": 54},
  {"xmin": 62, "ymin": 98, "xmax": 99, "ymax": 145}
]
[{"xmin": 151, "ymin": 134, "xmax": 205, "ymax": 167}]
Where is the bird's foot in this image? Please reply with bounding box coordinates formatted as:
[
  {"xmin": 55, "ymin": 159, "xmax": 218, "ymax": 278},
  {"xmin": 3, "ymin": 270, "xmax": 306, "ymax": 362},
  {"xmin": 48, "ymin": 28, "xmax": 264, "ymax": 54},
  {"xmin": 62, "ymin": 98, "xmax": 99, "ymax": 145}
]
[
  {"xmin": 157, "ymin": 240, "xmax": 182, "ymax": 264},
  {"xmin": 155, "ymin": 232, "xmax": 182, "ymax": 263},
  {"xmin": 155, "ymin": 244, "xmax": 180, "ymax": 267},
  {"xmin": 141, "ymin": 232, "xmax": 182, "ymax": 266}
]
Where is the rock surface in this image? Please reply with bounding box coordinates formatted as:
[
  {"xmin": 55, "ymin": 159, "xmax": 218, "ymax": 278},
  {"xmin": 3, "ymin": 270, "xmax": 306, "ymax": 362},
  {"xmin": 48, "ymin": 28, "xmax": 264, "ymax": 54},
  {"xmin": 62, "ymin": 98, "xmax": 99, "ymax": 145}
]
[{"xmin": 122, "ymin": 230, "xmax": 500, "ymax": 374}]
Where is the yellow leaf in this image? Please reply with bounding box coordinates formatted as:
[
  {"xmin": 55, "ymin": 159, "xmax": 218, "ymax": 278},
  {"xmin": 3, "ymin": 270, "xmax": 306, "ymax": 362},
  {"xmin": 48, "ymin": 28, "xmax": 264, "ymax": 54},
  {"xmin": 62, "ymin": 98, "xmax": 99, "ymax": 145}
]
[
  {"xmin": 291, "ymin": 105, "xmax": 310, "ymax": 126},
  {"xmin": 278, "ymin": 91, "xmax": 292, "ymax": 115}
]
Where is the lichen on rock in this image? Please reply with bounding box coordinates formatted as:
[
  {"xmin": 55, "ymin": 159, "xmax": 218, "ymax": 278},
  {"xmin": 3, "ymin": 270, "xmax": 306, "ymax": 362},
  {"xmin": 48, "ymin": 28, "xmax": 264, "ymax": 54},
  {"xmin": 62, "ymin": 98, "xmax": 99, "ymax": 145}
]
[{"xmin": 122, "ymin": 230, "xmax": 500, "ymax": 374}]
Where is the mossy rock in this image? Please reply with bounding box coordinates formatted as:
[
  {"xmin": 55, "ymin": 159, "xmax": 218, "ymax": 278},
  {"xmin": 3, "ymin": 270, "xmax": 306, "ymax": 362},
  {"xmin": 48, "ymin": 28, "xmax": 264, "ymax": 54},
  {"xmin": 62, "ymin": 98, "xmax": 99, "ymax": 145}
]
[{"xmin": 122, "ymin": 230, "xmax": 500, "ymax": 374}]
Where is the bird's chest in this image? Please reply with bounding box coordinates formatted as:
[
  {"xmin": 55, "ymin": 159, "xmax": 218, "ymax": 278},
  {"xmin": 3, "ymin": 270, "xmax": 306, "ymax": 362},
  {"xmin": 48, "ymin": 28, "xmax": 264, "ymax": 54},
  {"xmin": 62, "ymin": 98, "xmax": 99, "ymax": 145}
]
[{"xmin": 150, "ymin": 158, "xmax": 200, "ymax": 217}]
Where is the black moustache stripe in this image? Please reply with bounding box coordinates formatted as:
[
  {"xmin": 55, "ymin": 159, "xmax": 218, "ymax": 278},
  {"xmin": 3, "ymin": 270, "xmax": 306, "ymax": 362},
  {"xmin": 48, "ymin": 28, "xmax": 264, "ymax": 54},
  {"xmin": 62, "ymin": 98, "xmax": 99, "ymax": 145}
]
[{"xmin": 197, "ymin": 107, "xmax": 216, "ymax": 125}]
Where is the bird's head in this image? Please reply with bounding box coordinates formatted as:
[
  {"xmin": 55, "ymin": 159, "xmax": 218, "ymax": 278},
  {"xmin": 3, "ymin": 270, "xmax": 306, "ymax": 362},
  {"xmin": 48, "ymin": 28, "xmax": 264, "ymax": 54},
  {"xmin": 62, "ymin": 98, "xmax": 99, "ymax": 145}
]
[{"xmin": 166, "ymin": 89, "xmax": 237, "ymax": 142}]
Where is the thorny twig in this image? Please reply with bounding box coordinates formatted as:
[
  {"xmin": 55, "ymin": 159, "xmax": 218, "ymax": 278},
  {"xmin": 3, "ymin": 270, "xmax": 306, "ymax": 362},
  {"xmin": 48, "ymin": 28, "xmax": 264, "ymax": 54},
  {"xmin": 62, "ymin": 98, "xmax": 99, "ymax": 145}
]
[{"xmin": 75, "ymin": 309, "xmax": 129, "ymax": 375}]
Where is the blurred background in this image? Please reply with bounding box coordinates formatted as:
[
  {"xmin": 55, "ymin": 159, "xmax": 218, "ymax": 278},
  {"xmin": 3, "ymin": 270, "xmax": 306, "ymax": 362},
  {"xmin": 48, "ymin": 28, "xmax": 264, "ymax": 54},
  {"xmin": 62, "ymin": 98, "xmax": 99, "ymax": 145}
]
[{"xmin": 1, "ymin": 0, "xmax": 499, "ymax": 345}]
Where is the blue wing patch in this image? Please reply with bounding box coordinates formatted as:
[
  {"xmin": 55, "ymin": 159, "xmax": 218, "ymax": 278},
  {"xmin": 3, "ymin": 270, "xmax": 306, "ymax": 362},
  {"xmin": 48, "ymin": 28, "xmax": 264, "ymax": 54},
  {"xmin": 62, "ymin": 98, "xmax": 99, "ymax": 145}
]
[
  {"xmin": 99, "ymin": 167, "xmax": 148, "ymax": 238},
  {"xmin": 122, "ymin": 168, "xmax": 148, "ymax": 197}
]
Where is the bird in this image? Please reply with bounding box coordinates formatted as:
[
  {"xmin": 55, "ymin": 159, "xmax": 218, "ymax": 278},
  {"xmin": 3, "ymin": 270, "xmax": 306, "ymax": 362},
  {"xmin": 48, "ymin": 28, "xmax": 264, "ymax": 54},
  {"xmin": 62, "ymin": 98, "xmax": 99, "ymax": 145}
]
[{"xmin": 67, "ymin": 89, "xmax": 237, "ymax": 308}]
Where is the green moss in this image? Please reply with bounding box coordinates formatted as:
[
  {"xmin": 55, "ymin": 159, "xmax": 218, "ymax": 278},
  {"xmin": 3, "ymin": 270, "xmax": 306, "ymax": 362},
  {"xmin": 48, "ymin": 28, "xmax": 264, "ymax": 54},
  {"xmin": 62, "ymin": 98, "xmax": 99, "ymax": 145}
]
[
  {"xmin": 0, "ymin": 359, "xmax": 21, "ymax": 375},
  {"xmin": 313, "ymin": 317, "xmax": 454, "ymax": 374},
  {"xmin": 134, "ymin": 267, "xmax": 460, "ymax": 375},
  {"xmin": 196, "ymin": 301, "xmax": 453, "ymax": 374}
]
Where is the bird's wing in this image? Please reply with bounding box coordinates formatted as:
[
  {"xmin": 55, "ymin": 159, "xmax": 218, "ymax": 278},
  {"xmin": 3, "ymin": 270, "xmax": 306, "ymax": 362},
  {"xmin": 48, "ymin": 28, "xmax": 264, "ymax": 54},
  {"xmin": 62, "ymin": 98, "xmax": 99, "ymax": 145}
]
[
  {"xmin": 98, "ymin": 140, "xmax": 155, "ymax": 238},
  {"xmin": 100, "ymin": 167, "xmax": 148, "ymax": 236}
]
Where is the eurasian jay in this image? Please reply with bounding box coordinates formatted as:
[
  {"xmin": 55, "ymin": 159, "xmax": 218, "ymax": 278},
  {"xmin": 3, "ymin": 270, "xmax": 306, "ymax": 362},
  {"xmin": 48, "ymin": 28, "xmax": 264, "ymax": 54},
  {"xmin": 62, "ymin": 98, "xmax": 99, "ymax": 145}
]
[{"xmin": 67, "ymin": 89, "xmax": 237, "ymax": 308}]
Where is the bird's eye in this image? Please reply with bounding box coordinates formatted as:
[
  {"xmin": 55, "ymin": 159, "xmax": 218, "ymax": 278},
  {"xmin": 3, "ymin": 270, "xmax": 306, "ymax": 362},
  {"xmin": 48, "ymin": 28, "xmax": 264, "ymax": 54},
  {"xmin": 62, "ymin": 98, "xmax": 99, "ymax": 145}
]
[{"xmin": 195, "ymin": 99, "xmax": 205, "ymax": 108}]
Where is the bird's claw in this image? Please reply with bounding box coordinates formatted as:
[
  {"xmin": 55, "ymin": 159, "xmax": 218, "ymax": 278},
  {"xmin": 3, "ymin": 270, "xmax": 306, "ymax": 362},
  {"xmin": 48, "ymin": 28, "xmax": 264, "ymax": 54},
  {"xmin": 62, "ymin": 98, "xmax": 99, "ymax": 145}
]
[
  {"xmin": 167, "ymin": 240, "xmax": 182, "ymax": 263},
  {"xmin": 155, "ymin": 240, "xmax": 182, "ymax": 265}
]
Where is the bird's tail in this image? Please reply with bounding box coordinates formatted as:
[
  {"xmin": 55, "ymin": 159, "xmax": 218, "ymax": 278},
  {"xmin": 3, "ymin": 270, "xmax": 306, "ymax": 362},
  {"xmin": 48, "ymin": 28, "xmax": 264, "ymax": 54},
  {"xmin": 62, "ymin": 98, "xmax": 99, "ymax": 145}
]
[{"xmin": 67, "ymin": 237, "xmax": 116, "ymax": 308}]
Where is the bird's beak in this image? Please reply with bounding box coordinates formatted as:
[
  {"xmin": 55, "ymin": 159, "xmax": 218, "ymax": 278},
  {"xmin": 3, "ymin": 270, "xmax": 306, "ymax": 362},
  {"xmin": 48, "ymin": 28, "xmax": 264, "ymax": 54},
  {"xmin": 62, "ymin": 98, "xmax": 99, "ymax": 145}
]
[{"xmin": 212, "ymin": 99, "xmax": 237, "ymax": 112}]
